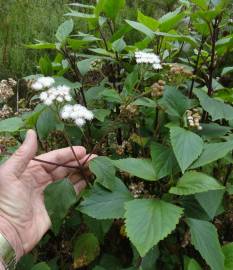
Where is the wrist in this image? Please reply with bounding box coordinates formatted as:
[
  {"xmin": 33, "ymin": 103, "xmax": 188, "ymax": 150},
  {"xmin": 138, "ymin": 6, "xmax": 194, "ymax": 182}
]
[{"xmin": 0, "ymin": 216, "xmax": 24, "ymax": 262}]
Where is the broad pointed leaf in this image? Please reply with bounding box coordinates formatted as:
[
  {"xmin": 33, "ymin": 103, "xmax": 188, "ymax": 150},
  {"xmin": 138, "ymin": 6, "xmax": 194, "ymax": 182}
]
[
  {"xmin": 170, "ymin": 127, "xmax": 203, "ymax": 173},
  {"xmin": 112, "ymin": 158, "xmax": 156, "ymax": 181},
  {"xmin": 186, "ymin": 218, "xmax": 225, "ymax": 270},
  {"xmin": 125, "ymin": 199, "xmax": 183, "ymax": 257},
  {"xmin": 125, "ymin": 20, "xmax": 155, "ymax": 38},
  {"xmin": 191, "ymin": 140, "xmax": 233, "ymax": 168},
  {"xmin": 194, "ymin": 88, "xmax": 233, "ymax": 121},
  {"xmin": 169, "ymin": 171, "xmax": 224, "ymax": 195},
  {"xmin": 222, "ymin": 242, "xmax": 233, "ymax": 270},
  {"xmin": 56, "ymin": 19, "xmax": 74, "ymax": 42},
  {"xmin": 79, "ymin": 178, "xmax": 132, "ymax": 219}
]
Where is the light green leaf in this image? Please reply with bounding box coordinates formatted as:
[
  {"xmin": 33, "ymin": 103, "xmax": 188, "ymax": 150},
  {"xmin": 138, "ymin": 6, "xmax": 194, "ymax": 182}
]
[
  {"xmin": 132, "ymin": 97, "xmax": 156, "ymax": 108},
  {"xmin": 137, "ymin": 10, "xmax": 159, "ymax": 31},
  {"xmin": 99, "ymin": 89, "xmax": 122, "ymax": 103},
  {"xmin": 190, "ymin": 0, "xmax": 208, "ymax": 9},
  {"xmin": 186, "ymin": 218, "xmax": 225, "ymax": 270},
  {"xmin": 221, "ymin": 67, "xmax": 233, "ymax": 76},
  {"xmin": 93, "ymin": 109, "xmax": 110, "ymax": 122},
  {"xmin": 159, "ymin": 86, "xmax": 190, "ymax": 118},
  {"xmin": 194, "ymin": 88, "xmax": 233, "ymax": 121},
  {"xmin": 73, "ymin": 233, "xmax": 100, "ymax": 269},
  {"xmin": 169, "ymin": 171, "xmax": 224, "ymax": 195},
  {"xmin": 195, "ymin": 190, "xmax": 225, "ymax": 220},
  {"xmin": 25, "ymin": 42, "xmax": 56, "ymax": 50},
  {"xmin": 31, "ymin": 263, "xmax": 51, "ymax": 270},
  {"xmin": 222, "ymin": 242, "xmax": 233, "ymax": 270},
  {"xmin": 65, "ymin": 10, "xmax": 96, "ymax": 19},
  {"xmin": 89, "ymin": 157, "xmax": 116, "ymax": 190},
  {"xmin": 56, "ymin": 19, "xmax": 74, "ymax": 42},
  {"xmin": 170, "ymin": 127, "xmax": 203, "ymax": 173},
  {"xmin": 97, "ymin": 0, "xmax": 125, "ymax": 20},
  {"xmin": 123, "ymin": 69, "xmax": 139, "ymax": 95},
  {"xmin": 158, "ymin": 8, "xmax": 184, "ymax": 32},
  {"xmin": 184, "ymin": 256, "xmax": 202, "ymax": 270},
  {"xmin": 191, "ymin": 140, "xmax": 233, "ymax": 168},
  {"xmin": 112, "ymin": 158, "xmax": 156, "ymax": 181},
  {"xmin": 151, "ymin": 143, "xmax": 179, "ymax": 180},
  {"xmin": 79, "ymin": 178, "xmax": 132, "ymax": 219},
  {"xmin": 125, "ymin": 199, "xmax": 183, "ymax": 257},
  {"xmin": 125, "ymin": 20, "xmax": 155, "ymax": 38},
  {"xmin": 44, "ymin": 179, "xmax": 77, "ymax": 234},
  {"xmin": 0, "ymin": 117, "xmax": 24, "ymax": 133},
  {"xmin": 112, "ymin": 38, "xmax": 126, "ymax": 53}
]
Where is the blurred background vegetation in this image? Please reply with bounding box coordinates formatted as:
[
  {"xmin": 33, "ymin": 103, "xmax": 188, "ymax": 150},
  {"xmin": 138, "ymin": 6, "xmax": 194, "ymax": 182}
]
[{"xmin": 0, "ymin": 0, "xmax": 178, "ymax": 80}]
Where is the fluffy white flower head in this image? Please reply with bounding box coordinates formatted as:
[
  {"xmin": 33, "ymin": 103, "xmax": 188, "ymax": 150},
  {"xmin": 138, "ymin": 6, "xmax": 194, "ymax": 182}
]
[
  {"xmin": 32, "ymin": 81, "xmax": 43, "ymax": 91},
  {"xmin": 60, "ymin": 104, "xmax": 94, "ymax": 127},
  {"xmin": 37, "ymin": 77, "xmax": 55, "ymax": 88},
  {"xmin": 135, "ymin": 51, "xmax": 162, "ymax": 70}
]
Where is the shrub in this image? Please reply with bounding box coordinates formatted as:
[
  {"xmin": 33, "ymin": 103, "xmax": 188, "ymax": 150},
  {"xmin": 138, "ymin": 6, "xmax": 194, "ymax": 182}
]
[{"xmin": 1, "ymin": 0, "xmax": 233, "ymax": 269}]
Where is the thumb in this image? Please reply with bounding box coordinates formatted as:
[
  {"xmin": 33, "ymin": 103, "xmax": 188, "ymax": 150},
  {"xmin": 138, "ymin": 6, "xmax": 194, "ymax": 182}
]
[{"xmin": 4, "ymin": 129, "xmax": 38, "ymax": 177}]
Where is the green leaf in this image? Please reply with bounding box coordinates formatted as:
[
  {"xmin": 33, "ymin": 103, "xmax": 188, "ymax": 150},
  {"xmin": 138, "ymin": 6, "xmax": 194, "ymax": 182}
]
[
  {"xmin": 125, "ymin": 199, "xmax": 183, "ymax": 257},
  {"xmin": 198, "ymin": 123, "xmax": 230, "ymax": 138},
  {"xmin": 89, "ymin": 157, "xmax": 116, "ymax": 190},
  {"xmin": 159, "ymin": 87, "xmax": 190, "ymax": 118},
  {"xmin": 222, "ymin": 242, "xmax": 233, "ymax": 270},
  {"xmin": 169, "ymin": 171, "xmax": 224, "ymax": 195},
  {"xmin": 26, "ymin": 42, "xmax": 56, "ymax": 50},
  {"xmin": 191, "ymin": 140, "xmax": 233, "ymax": 169},
  {"xmin": 44, "ymin": 179, "xmax": 77, "ymax": 234},
  {"xmin": 56, "ymin": 19, "xmax": 74, "ymax": 42},
  {"xmin": 123, "ymin": 69, "xmax": 139, "ymax": 95},
  {"xmin": 65, "ymin": 10, "xmax": 96, "ymax": 19},
  {"xmin": 93, "ymin": 109, "xmax": 110, "ymax": 122},
  {"xmin": 151, "ymin": 143, "xmax": 179, "ymax": 180},
  {"xmin": 39, "ymin": 55, "xmax": 53, "ymax": 76},
  {"xmin": 170, "ymin": 127, "xmax": 203, "ymax": 173},
  {"xmin": 79, "ymin": 177, "xmax": 132, "ymax": 219},
  {"xmin": 221, "ymin": 67, "xmax": 233, "ymax": 76},
  {"xmin": 195, "ymin": 189, "xmax": 225, "ymax": 220},
  {"xmin": 0, "ymin": 117, "xmax": 24, "ymax": 133},
  {"xmin": 137, "ymin": 10, "xmax": 159, "ymax": 31},
  {"xmin": 99, "ymin": 89, "xmax": 122, "ymax": 103},
  {"xmin": 186, "ymin": 218, "xmax": 225, "ymax": 270},
  {"xmin": 194, "ymin": 89, "xmax": 233, "ymax": 121},
  {"xmin": 112, "ymin": 158, "xmax": 156, "ymax": 181},
  {"xmin": 31, "ymin": 262, "xmax": 51, "ymax": 270},
  {"xmin": 36, "ymin": 109, "xmax": 62, "ymax": 140},
  {"xmin": 190, "ymin": 0, "xmax": 208, "ymax": 9},
  {"xmin": 184, "ymin": 256, "xmax": 202, "ymax": 270},
  {"xmin": 125, "ymin": 20, "xmax": 155, "ymax": 38},
  {"xmin": 158, "ymin": 8, "xmax": 184, "ymax": 32},
  {"xmin": 112, "ymin": 38, "xmax": 126, "ymax": 53},
  {"xmin": 131, "ymin": 97, "xmax": 157, "ymax": 108},
  {"xmin": 97, "ymin": 0, "xmax": 125, "ymax": 20},
  {"xmin": 73, "ymin": 233, "xmax": 100, "ymax": 269}
]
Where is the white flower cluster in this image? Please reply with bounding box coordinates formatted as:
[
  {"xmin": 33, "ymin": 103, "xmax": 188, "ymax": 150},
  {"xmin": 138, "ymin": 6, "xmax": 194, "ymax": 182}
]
[
  {"xmin": 32, "ymin": 77, "xmax": 55, "ymax": 90},
  {"xmin": 31, "ymin": 77, "xmax": 72, "ymax": 106},
  {"xmin": 60, "ymin": 104, "xmax": 94, "ymax": 127},
  {"xmin": 40, "ymin": 85, "xmax": 72, "ymax": 106},
  {"xmin": 135, "ymin": 51, "xmax": 162, "ymax": 69}
]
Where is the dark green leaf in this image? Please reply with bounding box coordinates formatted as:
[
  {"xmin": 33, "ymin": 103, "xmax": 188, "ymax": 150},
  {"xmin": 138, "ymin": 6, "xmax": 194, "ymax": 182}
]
[
  {"xmin": 0, "ymin": 117, "xmax": 24, "ymax": 133},
  {"xmin": 112, "ymin": 38, "xmax": 126, "ymax": 53},
  {"xmin": 112, "ymin": 158, "xmax": 156, "ymax": 181},
  {"xmin": 73, "ymin": 233, "xmax": 100, "ymax": 268},
  {"xmin": 194, "ymin": 88, "xmax": 233, "ymax": 121},
  {"xmin": 170, "ymin": 127, "xmax": 203, "ymax": 173},
  {"xmin": 169, "ymin": 171, "xmax": 224, "ymax": 195},
  {"xmin": 31, "ymin": 262, "xmax": 51, "ymax": 270},
  {"xmin": 45, "ymin": 179, "xmax": 77, "ymax": 234},
  {"xmin": 79, "ymin": 178, "xmax": 132, "ymax": 219},
  {"xmin": 89, "ymin": 157, "xmax": 116, "ymax": 190},
  {"xmin": 125, "ymin": 199, "xmax": 183, "ymax": 257},
  {"xmin": 191, "ymin": 140, "xmax": 233, "ymax": 169},
  {"xmin": 186, "ymin": 218, "xmax": 225, "ymax": 270}
]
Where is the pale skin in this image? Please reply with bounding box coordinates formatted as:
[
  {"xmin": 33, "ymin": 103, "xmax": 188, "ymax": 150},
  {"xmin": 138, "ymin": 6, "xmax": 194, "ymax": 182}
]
[{"xmin": 0, "ymin": 130, "xmax": 94, "ymax": 268}]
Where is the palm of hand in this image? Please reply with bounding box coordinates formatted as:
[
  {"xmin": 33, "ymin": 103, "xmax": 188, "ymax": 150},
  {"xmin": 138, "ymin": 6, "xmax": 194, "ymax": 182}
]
[{"xmin": 0, "ymin": 130, "xmax": 89, "ymax": 253}]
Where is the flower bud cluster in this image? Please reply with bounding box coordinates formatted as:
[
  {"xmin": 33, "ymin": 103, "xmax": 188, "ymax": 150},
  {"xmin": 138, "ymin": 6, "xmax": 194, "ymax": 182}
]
[
  {"xmin": 0, "ymin": 136, "xmax": 17, "ymax": 147},
  {"xmin": 151, "ymin": 80, "xmax": 166, "ymax": 98},
  {"xmin": 186, "ymin": 109, "xmax": 202, "ymax": 130},
  {"xmin": 90, "ymin": 59, "xmax": 103, "ymax": 71},
  {"xmin": 169, "ymin": 64, "xmax": 193, "ymax": 77},
  {"xmin": 129, "ymin": 182, "xmax": 145, "ymax": 198},
  {"xmin": 60, "ymin": 104, "xmax": 94, "ymax": 127},
  {"xmin": 120, "ymin": 104, "xmax": 139, "ymax": 120},
  {"xmin": 135, "ymin": 51, "xmax": 162, "ymax": 70},
  {"xmin": 0, "ymin": 80, "xmax": 15, "ymax": 102},
  {"xmin": 115, "ymin": 140, "xmax": 133, "ymax": 156},
  {"xmin": 0, "ymin": 105, "xmax": 13, "ymax": 119}
]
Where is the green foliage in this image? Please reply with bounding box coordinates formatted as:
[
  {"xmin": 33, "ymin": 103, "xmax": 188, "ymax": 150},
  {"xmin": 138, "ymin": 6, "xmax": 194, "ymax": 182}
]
[{"xmin": 3, "ymin": 0, "xmax": 233, "ymax": 269}]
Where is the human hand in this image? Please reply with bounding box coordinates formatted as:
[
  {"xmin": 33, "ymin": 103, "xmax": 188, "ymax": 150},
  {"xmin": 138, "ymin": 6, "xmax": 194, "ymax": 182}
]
[{"xmin": 0, "ymin": 130, "xmax": 94, "ymax": 261}]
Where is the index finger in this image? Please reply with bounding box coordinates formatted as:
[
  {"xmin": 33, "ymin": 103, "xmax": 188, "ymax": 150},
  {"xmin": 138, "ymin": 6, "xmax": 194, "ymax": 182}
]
[{"xmin": 30, "ymin": 146, "xmax": 86, "ymax": 173}]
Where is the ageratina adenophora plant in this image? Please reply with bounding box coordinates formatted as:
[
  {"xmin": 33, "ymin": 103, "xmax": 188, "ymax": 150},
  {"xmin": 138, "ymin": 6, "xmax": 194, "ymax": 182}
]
[{"xmin": 1, "ymin": 0, "xmax": 233, "ymax": 269}]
